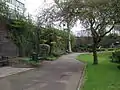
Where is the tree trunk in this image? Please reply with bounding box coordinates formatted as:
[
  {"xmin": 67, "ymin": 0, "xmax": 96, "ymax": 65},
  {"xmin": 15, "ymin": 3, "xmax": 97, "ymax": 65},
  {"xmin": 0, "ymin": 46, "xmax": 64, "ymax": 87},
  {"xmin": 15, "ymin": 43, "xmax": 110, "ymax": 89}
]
[
  {"xmin": 93, "ymin": 44, "xmax": 98, "ymax": 64},
  {"xmin": 67, "ymin": 22, "xmax": 72, "ymax": 53},
  {"xmin": 68, "ymin": 30, "xmax": 72, "ymax": 52}
]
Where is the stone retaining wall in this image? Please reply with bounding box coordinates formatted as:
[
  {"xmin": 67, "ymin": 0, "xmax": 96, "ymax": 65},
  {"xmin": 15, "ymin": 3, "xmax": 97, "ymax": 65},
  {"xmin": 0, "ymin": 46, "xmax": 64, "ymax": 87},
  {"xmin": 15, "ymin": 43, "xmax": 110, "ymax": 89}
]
[{"xmin": 0, "ymin": 21, "xmax": 18, "ymax": 56}]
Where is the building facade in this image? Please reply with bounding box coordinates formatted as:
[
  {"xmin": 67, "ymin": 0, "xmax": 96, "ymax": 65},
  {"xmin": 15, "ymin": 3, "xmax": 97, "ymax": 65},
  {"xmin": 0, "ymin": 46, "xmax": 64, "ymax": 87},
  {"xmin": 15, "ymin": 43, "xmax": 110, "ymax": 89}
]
[
  {"xmin": 0, "ymin": 0, "xmax": 26, "ymax": 57},
  {"xmin": 0, "ymin": 21, "xmax": 19, "ymax": 56},
  {"xmin": 3, "ymin": 0, "xmax": 25, "ymax": 15}
]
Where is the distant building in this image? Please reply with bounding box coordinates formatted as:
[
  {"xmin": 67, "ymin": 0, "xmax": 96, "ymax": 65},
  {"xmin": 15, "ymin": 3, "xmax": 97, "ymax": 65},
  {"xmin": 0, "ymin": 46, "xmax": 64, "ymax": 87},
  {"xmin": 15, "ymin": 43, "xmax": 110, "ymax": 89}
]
[
  {"xmin": 2, "ymin": 0, "xmax": 25, "ymax": 17},
  {"xmin": 76, "ymin": 30, "xmax": 91, "ymax": 37},
  {"xmin": 6, "ymin": 0, "xmax": 25, "ymax": 12}
]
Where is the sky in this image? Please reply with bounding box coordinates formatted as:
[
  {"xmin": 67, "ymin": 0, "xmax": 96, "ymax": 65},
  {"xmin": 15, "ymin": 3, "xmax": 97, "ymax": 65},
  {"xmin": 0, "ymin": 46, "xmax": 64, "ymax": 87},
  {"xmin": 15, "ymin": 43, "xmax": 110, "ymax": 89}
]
[
  {"xmin": 25, "ymin": 0, "xmax": 54, "ymax": 16},
  {"xmin": 25, "ymin": 0, "xmax": 84, "ymax": 35},
  {"xmin": 25, "ymin": 0, "xmax": 44, "ymax": 16}
]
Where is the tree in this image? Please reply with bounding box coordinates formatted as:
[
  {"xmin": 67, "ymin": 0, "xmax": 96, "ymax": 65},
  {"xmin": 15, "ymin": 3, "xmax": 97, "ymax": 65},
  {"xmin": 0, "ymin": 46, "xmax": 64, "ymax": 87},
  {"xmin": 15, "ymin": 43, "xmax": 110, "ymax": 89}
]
[
  {"xmin": 38, "ymin": 0, "xmax": 77, "ymax": 53},
  {"xmin": 8, "ymin": 18, "xmax": 36, "ymax": 56},
  {"xmin": 53, "ymin": 0, "xmax": 120, "ymax": 64},
  {"xmin": 54, "ymin": 0, "xmax": 77, "ymax": 52},
  {"xmin": 37, "ymin": 6, "xmax": 57, "ymax": 55},
  {"xmin": 77, "ymin": 0, "xmax": 120, "ymax": 64},
  {"xmin": 0, "ymin": 0, "xmax": 9, "ymax": 21},
  {"xmin": 39, "ymin": 27, "xmax": 75, "ymax": 55}
]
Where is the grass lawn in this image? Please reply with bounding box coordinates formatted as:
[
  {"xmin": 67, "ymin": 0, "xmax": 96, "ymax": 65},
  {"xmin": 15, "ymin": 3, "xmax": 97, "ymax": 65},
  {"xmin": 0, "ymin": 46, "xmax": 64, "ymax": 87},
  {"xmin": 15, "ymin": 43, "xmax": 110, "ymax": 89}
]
[{"xmin": 77, "ymin": 52, "xmax": 120, "ymax": 90}]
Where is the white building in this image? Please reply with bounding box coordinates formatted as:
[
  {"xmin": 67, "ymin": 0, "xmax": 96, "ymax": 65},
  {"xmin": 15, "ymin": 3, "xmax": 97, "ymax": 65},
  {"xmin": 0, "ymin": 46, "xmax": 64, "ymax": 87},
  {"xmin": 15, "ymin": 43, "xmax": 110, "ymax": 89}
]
[{"xmin": 3, "ymin": 0, "xmax": 25, "ymax": 15}]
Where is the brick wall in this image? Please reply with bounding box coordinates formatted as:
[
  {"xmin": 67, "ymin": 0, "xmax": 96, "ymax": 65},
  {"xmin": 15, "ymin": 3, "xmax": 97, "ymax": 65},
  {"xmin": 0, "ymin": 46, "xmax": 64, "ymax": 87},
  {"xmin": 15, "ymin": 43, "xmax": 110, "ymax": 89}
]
[{"xmin": 0, "ymin": 21, "xmax": 18, "ymax": 57}]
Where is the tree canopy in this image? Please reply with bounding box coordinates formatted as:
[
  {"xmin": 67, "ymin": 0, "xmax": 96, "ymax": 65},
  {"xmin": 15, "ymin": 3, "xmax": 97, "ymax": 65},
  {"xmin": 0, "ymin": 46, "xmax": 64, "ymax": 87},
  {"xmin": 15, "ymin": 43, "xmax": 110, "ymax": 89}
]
[
  {"xmin": 0, "ymin": 1, "xmax": 9, "ymax": 21},
  {"xmin": 52, "ymin": 0, "xmax": 120, "ymax": 64}
]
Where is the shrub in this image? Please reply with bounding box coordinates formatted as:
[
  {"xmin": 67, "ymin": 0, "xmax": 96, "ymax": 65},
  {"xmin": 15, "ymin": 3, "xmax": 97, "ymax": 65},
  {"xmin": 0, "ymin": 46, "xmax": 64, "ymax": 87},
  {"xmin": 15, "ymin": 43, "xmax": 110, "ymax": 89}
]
[
  {"xmin": 52, "ymin": 52, "xmax": 61, "ymax": 57},
  {"xmin": 87, "ymin": 48, "xmax": 92, "ymax": 52},
  {"xmin": 72, "ymin": 45, "xmax": 80, "ymax": 52},
  {"xmin": 111, "ymin": 50, "xmax": 120, "ymax": 63},
  {"xmin": 108, "ymin": 48, "xmax": 115, "ymax": 51},
  {"xmin": 87, "ymin": 48, "xmax": 106, "ymax": 52}
]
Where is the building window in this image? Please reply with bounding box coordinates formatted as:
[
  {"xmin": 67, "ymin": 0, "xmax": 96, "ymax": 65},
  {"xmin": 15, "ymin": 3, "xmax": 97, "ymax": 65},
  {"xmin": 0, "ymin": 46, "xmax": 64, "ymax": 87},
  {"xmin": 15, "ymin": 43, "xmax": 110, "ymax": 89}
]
[
  {"xmin": 5, "ymin": 0, "xmax": 12, "ymax": 4},
  {"xmin": 16, "ymin": 1, "xmax": 24, "ymax": 9}
]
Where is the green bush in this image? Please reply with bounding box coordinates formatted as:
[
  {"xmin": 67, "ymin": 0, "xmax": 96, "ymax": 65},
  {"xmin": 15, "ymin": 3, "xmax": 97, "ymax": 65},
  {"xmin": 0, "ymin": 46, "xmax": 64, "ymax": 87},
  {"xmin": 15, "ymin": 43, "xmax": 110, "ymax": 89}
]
[
  {"xmin": 52, "ymin": 52, "xmax": 61, "ymax": 57},
  {"xmin": 107, "ymin": 48, "xmax": 115, "ymax": 51},
  {"xmin": 111, "ymin": 50, "xmax": 120, "ymax": 63},
  {"xmin": 21, "ymin": 58, "xmax": 40, "ymax": 67}
]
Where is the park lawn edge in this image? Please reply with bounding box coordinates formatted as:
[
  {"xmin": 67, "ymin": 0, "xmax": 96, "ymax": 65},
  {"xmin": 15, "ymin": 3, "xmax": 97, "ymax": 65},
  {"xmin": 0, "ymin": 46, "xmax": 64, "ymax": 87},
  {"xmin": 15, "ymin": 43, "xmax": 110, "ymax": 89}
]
[
  {"xmin": 76, "ymin": 52, "xmax": 119, "ymax": 90},
  {"xmin": 76, "ymin": 55, "xmax": 88, "ymax": 90}
]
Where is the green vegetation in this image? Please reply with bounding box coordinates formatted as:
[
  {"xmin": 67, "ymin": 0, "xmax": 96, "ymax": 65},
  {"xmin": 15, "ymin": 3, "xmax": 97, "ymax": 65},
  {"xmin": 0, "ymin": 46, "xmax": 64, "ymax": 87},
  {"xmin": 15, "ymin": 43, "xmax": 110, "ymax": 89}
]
[
  {"xmin": 100, "ymin": 33, "xmax": 120, "ymax": 48},
  {"xmin": 1, "ymin": 0, "xmax": 120, "ymax": 65},
  {"xmin": 46, "ymin": 55, "xmax": 58, "ymax": 61},
  {"xmin": 77, "ymin": 52, "xmax": 120, "ymax": 90},
  {"xmin": 50, "ymin": 0, "xmax": 120, "ymax": 64},
  {"xmin": 0, "ymin": 1, "xmax": 76, "ymax": 61},
  {"xmin": 111, "ymin": 50, "xmax": 120, "ymax": 63},
  {"xmin": 21, "ymin": 58, "xmax": 40, "ymax": 67},
  {"xmin": 8, "ymin": 19, "xmax": 75, "ymax": 58},
  {"xmin": 0, "ymin": 0, "xmax": 9, "ymax": 19},
  {"xmin": 20, "ymin": 55, "xmax": 57, "ymax": 67}
]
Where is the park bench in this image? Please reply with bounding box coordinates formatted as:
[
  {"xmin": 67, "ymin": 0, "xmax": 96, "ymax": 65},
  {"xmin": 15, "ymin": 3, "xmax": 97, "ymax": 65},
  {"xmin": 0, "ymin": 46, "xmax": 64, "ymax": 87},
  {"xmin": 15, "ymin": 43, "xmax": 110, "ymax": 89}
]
[{"xmin": 0, "ymin": 56, "xmax": 9, "ymax": 66}]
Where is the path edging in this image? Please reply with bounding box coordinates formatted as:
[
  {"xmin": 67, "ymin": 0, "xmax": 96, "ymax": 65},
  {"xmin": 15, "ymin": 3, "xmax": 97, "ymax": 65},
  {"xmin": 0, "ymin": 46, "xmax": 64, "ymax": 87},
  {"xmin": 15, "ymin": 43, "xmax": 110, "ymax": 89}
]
[{"xmin": 76, "ymin": 63, "xmax": 87, "ymax": 90}]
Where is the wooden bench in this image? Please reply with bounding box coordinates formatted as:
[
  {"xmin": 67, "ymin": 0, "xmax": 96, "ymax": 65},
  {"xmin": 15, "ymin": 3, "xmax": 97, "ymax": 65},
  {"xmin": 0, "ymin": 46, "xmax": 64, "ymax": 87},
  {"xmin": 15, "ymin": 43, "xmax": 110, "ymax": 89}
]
[{"xmin": 0, "ymin": 56, "xmax": 9, "ymax": 66}]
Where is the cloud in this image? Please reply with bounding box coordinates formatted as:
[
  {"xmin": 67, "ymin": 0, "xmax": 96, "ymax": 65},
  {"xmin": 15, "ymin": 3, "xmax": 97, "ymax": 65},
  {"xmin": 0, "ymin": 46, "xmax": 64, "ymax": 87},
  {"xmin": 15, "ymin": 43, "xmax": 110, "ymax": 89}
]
[{"xmin": 25, "ymin": 0, "xmax": 54, "ymax": 16}]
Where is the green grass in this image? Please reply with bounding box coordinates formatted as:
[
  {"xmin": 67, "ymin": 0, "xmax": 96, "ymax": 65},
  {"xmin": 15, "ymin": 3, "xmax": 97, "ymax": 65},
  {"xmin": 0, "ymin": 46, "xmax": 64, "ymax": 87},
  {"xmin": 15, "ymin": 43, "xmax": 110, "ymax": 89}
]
[{"xmin": 77, "ymin": 52, "xmax": 120, "ymax": 90}]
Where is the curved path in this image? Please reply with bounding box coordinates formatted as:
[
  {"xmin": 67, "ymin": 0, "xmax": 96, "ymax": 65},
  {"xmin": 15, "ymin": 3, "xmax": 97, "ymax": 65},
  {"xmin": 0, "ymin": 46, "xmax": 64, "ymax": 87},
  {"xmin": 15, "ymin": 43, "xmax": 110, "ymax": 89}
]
[{"xmin": 0, "ymin": 53, "xmax": 85, "ymax": 90}]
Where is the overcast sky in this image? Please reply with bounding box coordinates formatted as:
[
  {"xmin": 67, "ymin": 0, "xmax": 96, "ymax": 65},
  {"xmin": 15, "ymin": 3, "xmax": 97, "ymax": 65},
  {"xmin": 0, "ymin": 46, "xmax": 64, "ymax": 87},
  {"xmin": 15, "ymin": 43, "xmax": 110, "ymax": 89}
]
[
  {"xmin": 25, "ymin": 0, "xmax": 54, "ymax": 16},
  {"xmin": 25, "ymin": 0, "xmax": 84, "ymax": 35}
]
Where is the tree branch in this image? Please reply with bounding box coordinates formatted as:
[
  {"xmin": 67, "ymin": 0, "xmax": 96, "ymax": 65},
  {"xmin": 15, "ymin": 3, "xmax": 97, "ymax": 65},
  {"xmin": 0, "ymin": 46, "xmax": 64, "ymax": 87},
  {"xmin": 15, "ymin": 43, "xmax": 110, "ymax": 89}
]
[
  {"xmin": 100, "ymin": 23, "xmax": 115, "ymax": 37},
  {"xmin": 89, "ymin": 18, "xmax": 99, "ymax": 38}
]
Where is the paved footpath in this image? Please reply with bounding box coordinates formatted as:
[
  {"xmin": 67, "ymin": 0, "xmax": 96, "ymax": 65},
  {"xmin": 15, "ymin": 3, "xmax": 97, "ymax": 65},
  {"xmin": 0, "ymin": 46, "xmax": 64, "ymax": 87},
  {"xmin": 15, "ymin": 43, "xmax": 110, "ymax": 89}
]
[{"xmin": 0, "ymin": 53, "xmax": 85, "ymax": 90}]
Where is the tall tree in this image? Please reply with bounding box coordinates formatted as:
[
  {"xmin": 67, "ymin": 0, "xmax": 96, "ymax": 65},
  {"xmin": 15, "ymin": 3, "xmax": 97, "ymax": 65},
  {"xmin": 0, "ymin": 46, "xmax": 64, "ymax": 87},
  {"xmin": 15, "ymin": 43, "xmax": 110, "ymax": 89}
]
[
  {"xmin": 38, "ymin": 0, "xmax": 77, "ymax": 53},
  {"xmin": 54, "ymin": 0, "xmax": 77, "ymax": 52},
  {"xmin": 76, "ymin": 0, "xmax": 120, "ymax": 64},
  {"xmin": 0, "ymin": 0, "xmax": 9, "ymax": 21},
  {"xmin": 53, "ymin": 0, "xmax": 120, "ymax": 64}
]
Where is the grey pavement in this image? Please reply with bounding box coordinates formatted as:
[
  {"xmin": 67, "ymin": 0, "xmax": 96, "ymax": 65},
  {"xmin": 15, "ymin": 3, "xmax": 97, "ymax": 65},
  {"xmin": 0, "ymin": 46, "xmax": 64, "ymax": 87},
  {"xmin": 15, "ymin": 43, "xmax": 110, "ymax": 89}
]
[
  {"xmin": 0, "ymin": 53, "xmax": 85, "ymax": 90},
  {"xmin": 0, "ymin": 67, "xmax": 33, "ymax": 78}
]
